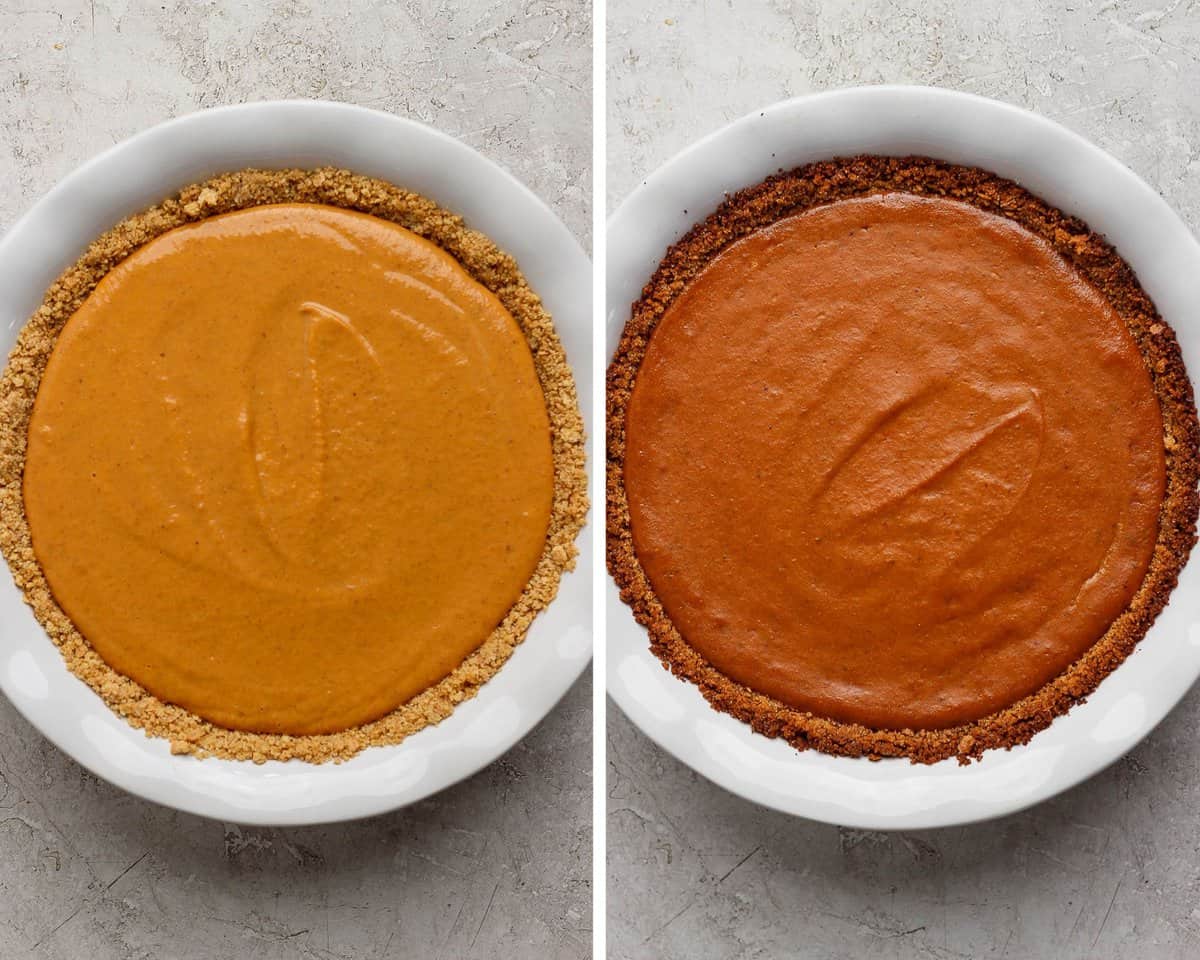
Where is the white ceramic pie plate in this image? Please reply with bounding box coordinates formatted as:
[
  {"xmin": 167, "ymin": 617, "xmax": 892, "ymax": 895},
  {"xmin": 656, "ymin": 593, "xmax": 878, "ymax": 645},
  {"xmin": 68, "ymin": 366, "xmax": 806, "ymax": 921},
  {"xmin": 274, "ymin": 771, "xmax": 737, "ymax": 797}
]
[
  {"xmin": 0, "ymin": 100, "xmax": 592, "ymax": 825},
  {"xmin": 607, "ymin": 85, "xmax": 1200, "ymax": 830}
]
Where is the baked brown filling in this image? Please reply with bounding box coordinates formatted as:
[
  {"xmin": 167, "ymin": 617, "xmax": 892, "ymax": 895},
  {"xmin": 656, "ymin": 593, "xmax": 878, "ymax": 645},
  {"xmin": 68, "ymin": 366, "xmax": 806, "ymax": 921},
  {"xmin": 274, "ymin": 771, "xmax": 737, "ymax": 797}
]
[
  {"xmin": 607, "ymin": 156, "xmax": 1199, "ymax": 763},
  {"xmin": 625, "ymin": 192, "xmax": 1162, "ymax": 731}
]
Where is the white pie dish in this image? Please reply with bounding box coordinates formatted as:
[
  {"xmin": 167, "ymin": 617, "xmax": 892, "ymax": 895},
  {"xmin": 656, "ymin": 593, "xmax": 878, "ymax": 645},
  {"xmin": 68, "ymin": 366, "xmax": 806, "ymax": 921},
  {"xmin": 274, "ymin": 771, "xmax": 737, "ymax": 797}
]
[
  {"xmin": 606, "ymin": 85, "xmax": 1200, "ymax": 829},
  {"xmin": 0, "ymin": 100, "xmax": 592, "ymax": 826}
]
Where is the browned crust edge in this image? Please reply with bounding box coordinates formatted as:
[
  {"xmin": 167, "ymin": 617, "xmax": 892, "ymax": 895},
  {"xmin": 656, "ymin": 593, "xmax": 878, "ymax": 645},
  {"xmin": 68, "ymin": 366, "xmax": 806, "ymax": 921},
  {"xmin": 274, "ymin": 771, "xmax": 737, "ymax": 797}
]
[
  {"xmin": 606, "ymin": 154, "xmax": 1200, "ymax": 765},
  {"xmin": 0, "ymin": 167, "xmax": 588, "ymax": 764}
]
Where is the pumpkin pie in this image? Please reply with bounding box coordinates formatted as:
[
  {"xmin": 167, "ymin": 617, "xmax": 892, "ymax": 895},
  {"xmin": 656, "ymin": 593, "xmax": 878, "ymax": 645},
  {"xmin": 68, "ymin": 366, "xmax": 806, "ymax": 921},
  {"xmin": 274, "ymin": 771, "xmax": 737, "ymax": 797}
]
[
  {"xmin": 0, "ymin": 168, "xmax": 587, "ymax": 763},
  {"xmin": 607, "ymin": 155, "xmax": 1199, "ymax": 764}
]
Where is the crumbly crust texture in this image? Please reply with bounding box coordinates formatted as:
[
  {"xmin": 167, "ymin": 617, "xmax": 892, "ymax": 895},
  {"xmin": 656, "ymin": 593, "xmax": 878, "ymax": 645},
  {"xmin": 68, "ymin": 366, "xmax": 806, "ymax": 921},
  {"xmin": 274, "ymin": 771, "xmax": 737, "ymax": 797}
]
[
  {"xmin": 606, "ymin": 155, "xmax": 1200, "ymax": 765},
  {"xmin": 0, "ymin": 167, "xmax": 588, "ymax": 763}
]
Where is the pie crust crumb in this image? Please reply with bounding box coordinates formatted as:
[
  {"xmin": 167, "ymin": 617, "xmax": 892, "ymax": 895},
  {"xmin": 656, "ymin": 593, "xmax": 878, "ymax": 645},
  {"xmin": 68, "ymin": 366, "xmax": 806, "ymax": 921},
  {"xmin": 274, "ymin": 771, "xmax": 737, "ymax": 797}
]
[
  {"xmin": 0, "ymin": 167, "xmax": 588, "ymax": 764},
  {"xmin": 606, "ymin": 155, "xmax": 1199, "ymax": 765}
]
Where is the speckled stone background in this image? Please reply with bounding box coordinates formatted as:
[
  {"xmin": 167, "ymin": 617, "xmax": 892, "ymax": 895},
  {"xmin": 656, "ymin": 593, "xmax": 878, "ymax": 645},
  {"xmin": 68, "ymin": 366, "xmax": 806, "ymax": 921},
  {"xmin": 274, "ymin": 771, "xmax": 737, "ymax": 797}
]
[
  {"xmin": 0, "ymin": 2, "xmax": 591, "ymax": 958},
  {"xmin": 608, "ymin": 2, "xmax": 1200, "ymax": 959}
]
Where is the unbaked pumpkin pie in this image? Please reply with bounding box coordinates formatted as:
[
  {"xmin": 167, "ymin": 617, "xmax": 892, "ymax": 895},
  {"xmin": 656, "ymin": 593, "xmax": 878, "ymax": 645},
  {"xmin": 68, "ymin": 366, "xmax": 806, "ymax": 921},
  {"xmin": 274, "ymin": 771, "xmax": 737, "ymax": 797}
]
[
  {"xmin": 0, "ymin": 168, "xmax": 587, "ymax": 762},
  {"xmin": 607, "ymin": 155, "xmax": 1199, "ymax": 764}
]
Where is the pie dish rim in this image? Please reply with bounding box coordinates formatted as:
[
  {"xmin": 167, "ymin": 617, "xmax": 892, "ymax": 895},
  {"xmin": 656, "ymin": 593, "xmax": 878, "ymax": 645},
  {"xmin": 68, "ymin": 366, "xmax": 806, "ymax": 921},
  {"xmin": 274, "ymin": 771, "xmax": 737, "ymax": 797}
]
[
  {"xmin": 606, "ymin": 84, "xmax": 1200, "ymax": 828},
  {"xmin": 0, "ymin": 100, "xmax": 593, "ymax": 826}
]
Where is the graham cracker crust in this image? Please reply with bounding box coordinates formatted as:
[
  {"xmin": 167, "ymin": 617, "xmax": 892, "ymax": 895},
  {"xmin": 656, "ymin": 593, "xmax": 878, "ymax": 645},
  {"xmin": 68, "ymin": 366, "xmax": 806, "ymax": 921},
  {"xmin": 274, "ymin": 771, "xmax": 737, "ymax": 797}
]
[
  {"xmin": 606, "ymin": 155, "xmax": 1200, "ymax": 765},
  {"xmin": 0, "ymin": 167, "xmax": 588, "ymax": 764}
]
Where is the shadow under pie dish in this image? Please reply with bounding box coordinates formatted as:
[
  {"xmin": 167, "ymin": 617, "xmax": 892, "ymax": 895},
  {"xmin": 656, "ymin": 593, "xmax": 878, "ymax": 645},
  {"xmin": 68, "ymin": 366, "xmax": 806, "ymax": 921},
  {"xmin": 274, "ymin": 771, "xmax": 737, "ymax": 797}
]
[
  {"xmin": 0, "ymin": 167, "xmax": 587, "ymax": 764},
  {"xmin": 606, "ymin": 155, "xmax": 1199, "ymax": 765}
]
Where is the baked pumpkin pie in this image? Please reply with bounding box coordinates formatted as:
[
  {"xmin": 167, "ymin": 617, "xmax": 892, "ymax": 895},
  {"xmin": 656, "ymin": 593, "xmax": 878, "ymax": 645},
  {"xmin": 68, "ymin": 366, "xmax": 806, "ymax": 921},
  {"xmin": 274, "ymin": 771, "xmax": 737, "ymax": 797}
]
[
  {"xmin": 0, "ymin": 168, "xmax": 587, "ymax": 763},
  {"xmin": 607, "ymin": 155, "xmax": 1199, "ymax": 764}
]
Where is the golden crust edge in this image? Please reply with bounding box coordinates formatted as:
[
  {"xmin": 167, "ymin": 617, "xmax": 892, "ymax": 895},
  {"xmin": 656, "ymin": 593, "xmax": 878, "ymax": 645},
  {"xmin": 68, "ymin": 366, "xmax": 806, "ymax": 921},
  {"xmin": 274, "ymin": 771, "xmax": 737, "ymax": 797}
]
[{"xmin": 0, "ymin": 167, "xmax": 589, "ymax": 764}]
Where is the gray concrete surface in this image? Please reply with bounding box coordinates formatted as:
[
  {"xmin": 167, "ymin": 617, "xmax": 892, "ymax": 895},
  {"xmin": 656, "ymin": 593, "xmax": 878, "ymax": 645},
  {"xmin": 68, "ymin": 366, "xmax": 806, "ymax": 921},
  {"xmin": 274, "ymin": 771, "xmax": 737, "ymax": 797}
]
[
  {"xmin": 0, "ymin": 2, "xmax": 592, "ymax": 958},
  {"xmin": 607, "ymin": 2, "xmax": 1200, "ymax": 958}
]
